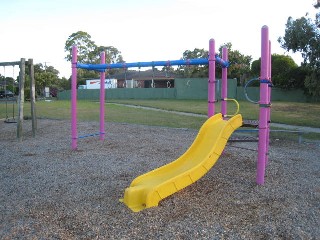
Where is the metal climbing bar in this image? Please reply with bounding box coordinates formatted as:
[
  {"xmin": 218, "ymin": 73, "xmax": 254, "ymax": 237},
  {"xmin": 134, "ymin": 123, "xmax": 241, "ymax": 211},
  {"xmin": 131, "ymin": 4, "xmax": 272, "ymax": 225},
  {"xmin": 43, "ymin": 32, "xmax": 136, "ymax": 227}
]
[
  {"xmin": 76, "ymin": 55, "xmax": 229, "ymax": 71},
  {"xmin": 71, "ymin": 40, "xmax": 230, "ymax": 150},
  {"xmin": 78, "ymin": 132, "xmax": 104, "ymax": 139}
]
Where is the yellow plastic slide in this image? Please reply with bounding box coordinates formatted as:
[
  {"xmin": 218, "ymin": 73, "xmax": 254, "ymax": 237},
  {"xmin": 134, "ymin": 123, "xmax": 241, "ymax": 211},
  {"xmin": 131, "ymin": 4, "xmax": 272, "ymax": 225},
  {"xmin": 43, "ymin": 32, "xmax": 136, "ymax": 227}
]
[{"xmin": 120, "ymin": 113, "xmax": 243, "ymax": 212}]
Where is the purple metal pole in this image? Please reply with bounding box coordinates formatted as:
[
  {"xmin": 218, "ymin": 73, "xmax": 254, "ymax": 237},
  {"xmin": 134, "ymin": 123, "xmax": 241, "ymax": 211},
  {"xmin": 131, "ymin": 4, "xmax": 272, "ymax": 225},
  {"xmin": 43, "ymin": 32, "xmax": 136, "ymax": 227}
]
[
  {"xmin": 266, "ymin": 41, "xmax": 272, "ymax": 165},
  {"xmin": 71, "ymin": 45, "xmax": 78, "ymax": 150},
  {"xmin": 100, "ymin": 51, "xmax": 106, "ymax": 141},
  {"xmin": 257, "ymin": 26, "xmax": 270, "ymax": 184},
  {"xmin": 221, "ymin": 47, "xmax": 228, "ymax": 118},
  {"xmin": 208, "ymin": 39, "xmax": 216, "ymax": 117}
]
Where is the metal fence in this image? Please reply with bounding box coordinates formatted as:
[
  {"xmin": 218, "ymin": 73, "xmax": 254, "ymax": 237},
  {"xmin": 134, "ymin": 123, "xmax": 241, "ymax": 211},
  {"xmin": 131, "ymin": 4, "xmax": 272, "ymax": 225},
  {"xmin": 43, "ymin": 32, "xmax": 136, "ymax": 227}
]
[{"xmin": 58, "ymin": 78, "xmax": 311, "ymax": 102}]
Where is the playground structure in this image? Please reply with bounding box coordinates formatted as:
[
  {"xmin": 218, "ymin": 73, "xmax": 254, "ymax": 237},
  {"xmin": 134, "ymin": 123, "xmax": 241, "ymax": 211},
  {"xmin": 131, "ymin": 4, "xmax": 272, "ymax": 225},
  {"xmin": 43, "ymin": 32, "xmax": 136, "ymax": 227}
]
[
  {"xmin": 0, "ymin": 59, "xmax": 37, "ymax": 141},
  {"xmin": 71, "ymin": 26, "xmax": 272, "ymax": 211}
]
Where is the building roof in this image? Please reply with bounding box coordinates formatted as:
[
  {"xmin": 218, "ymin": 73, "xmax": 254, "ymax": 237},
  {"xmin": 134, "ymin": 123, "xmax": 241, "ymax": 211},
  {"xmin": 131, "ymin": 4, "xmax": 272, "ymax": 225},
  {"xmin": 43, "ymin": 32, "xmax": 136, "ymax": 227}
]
[{"xmin": 109, "ymin": 69, "xmax": 181, "ymax": 81}]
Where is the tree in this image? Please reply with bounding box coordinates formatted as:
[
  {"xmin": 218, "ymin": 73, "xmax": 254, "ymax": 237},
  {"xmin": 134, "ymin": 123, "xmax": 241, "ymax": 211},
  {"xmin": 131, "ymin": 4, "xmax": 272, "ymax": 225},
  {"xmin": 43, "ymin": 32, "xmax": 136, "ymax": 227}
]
[
  {"xmin": 94, "ymin": 45, "xmax": 124, "ymax": 75},
  {"xmin": 278, "ymin": 16, "xmax": 319, "ymax": 68},
  {"xmin": 0, "ymin": 74, "xmax": 15, "ymax": 93},
  {"xmin": 59, "ymin": 77, "xmax": 70, "ymax": 89},
  {"xmin": 251, "ymin": 54, "xmax": 303, "ymax": 89},
  {"xmin": 161, "ymin": 66, "xmax": 176, "ymax": 77},
  {"xmin": 64, "ymin": 31, "xmax": 97, "ymax": 63},
  {"xmin": 34, "ymin": 64, "xmax": 61, "ymax": 96},
  {"xmin": 64, "ymin": 31, "xmax": 125, "ymax": 80},
  {"xmin": 217, "ymin": 43, "xmax": 252, "ymax": 85},
  {"xmin": 210, "ymin": 43, "xmax": 253, "ymax": 85},
  {"xmin": 278, "ymin": 12, "xmax": 320, "ymax": 97},
  {"xmin": 315, "ymin": 0, "xmax": 320, "ymax": 27},
  {"xmin": 65, "ymin": 31, "xmax": 125, "ymax": 65},
  {"xmin": 176, "ymin": 44, "xmax": 252, "ymax": 82},
  {"xmin": 24, "ymin": 63, "xmax": 65, "ymax": 97},
  {"xmin": 177, "ymin": 48, "xmax": 209, "ymax": 78},
  {"xmin": 95, "ymin": 46, "xmax": 124, "ymax": 64}
]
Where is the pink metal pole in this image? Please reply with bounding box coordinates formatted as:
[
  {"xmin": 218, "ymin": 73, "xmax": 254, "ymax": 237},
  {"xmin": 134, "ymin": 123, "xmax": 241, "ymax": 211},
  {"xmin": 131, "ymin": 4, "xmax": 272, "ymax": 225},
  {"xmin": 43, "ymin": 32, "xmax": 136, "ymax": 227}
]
[
  {"xmin": 221, "ymin": 47, "xmax": 228, "ymax": 118},
  {"xmin": 100, "ymin": 51, "xmax": 106, "ymax": 141},
  {"xmin": 208, "ymin": 39, "xmax": 216, "ymax": 117},
  {"xmin": 266, "ymin": 41, "xmax": 272, "ymax": 165},
  {"xmin": 257, "ymin": 26, "xmax": 270, "ymax": 184},
  {"xmin": 71, "ymin": 45, "xmax": 78, "ymax": 150}
]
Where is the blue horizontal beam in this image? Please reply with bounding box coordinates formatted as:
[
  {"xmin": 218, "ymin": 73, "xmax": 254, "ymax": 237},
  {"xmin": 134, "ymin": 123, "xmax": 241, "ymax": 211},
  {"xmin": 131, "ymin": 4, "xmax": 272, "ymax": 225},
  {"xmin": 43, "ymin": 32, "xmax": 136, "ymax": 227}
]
[
  {"xmin": 77, "ymin": 132, "xmax": 104, "ymax": 139},
  {"xmin": 77, "ymin": 55, "xmax": 229, "ymax": 71}
]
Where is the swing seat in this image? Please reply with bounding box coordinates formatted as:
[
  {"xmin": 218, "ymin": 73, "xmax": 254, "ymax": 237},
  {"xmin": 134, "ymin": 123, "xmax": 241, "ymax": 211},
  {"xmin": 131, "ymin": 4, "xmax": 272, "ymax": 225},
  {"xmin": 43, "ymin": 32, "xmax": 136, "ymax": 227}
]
[{"xmin": 4, "ymin": 118, "xmax": 17, "ymax": 123}]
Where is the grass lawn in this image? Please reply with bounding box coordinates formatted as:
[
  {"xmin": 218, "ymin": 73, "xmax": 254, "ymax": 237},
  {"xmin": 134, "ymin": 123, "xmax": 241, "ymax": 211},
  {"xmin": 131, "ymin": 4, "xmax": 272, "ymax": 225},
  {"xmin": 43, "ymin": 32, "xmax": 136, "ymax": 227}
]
[
  {"xmin": 107, "ymin": 99, "xmax": 320, "ymax": 128},
  {"xmin": 0, "ymin": 100, "xmax": 207, "ymax": 129},
  {"xmin": 1, "ymin": 99, "xmax": 319, "ymax": 130}
]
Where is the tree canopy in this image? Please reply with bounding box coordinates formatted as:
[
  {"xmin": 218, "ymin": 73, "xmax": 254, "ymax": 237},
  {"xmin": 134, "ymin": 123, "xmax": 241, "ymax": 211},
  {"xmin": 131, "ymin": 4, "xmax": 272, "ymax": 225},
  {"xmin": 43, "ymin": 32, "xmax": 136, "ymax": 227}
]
[
  {"xmin": 278, "ymin": 9, "xmax": 320, "ymax": 97},
  {"xmin": 64, "ymin": 31, "xmax": 124, "ymax": 65},
  {"xmin": 251, "ymin": 54, "xmax": 305, "ymax": 89},
  {"xmin": 176, "ymin": 43, "xmax": 252, "ymax": 83},
  {"xmin": 22, "ymin": 63, "xmax": 68, "ymax": 98},
  {"xmin": 218, "ymin": 43, "xmax": 252, "ymax": 85},
  {"xmin": 65, "ymin": 31, "xmax": 96, "ymax": 63},
  {"xmin": 64, "ymin": 31, "xmax": 125, "ymax": 83},
  {"xmin": 176, "ymin": 48, "xmax": 209, "ymax": 78}
]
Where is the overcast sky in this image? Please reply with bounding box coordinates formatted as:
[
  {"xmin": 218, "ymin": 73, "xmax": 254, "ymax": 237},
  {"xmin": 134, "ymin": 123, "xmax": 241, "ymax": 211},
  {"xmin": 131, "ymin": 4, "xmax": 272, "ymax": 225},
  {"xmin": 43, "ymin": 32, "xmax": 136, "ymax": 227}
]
[{"xmin": 0, "ymin": 0, "xmax": 318, "ymax": 78}]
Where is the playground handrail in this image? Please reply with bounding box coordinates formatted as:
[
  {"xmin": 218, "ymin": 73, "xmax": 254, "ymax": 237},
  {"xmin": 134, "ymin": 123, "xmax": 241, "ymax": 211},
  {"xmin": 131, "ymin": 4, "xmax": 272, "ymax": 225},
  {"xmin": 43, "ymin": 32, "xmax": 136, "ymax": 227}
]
[{"xmin": 222, "ymin": 98, "xmax": 240, "ymax": 117}]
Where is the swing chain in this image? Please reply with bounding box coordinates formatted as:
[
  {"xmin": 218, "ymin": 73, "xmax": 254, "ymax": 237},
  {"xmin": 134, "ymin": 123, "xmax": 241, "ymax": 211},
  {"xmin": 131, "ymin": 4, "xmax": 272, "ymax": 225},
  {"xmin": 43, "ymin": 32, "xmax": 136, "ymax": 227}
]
[{"xmin": 2, "ymin": 65, "xmax": 17, "ymax": 123}]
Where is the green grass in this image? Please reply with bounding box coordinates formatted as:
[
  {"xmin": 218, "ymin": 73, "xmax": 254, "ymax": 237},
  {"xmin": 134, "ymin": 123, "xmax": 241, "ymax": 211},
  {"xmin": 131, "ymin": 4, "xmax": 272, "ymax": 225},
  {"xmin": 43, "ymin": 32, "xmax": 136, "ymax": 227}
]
[
  {"xmin": 108, "ymin": 99, "xmax": 320, "ymax": 128},
  {"xmin": 269, "ymin": 130, "xmax": 318, "ymax": 142},
  {"xmin": 271, "ymin": 102, "xmax": 320, "ymax": 127},
  {"xmin": 0, "ymin": 100, "xmax": 206, "ymax": 129},
  {"xmin": 1, "ymin": 99, "xmax": 319, "ymax": 129},
  {"xmin": 105, "ymin": 104, "xmax": 206, "ymax": 129}
]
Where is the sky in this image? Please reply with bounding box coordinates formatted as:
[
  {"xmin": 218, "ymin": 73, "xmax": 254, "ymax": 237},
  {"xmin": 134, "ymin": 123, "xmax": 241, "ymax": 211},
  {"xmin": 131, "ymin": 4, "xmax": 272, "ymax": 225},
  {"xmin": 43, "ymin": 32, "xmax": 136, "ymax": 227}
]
[{"xmin": 0, "ymin": 0, "xmax": 318, "ymax": 79}]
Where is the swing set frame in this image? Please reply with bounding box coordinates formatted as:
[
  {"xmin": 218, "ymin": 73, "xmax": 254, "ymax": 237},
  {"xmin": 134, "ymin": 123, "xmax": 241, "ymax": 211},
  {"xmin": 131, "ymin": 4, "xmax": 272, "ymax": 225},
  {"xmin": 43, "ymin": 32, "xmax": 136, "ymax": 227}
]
[{"xmin": 0, "ymin": 58, "xmax": 37, "ymax": 141}]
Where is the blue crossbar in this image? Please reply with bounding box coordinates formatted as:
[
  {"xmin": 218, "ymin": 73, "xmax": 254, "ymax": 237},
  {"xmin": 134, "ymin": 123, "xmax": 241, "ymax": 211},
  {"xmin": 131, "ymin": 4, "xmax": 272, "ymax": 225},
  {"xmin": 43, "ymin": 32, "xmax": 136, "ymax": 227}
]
[
  {"xmin": 78, "ymin": 132, "xmax": 104, "ymax": 139},
  {"xmin": 76, "ymin": 55, "xmax": 229, "ymax": 71}
]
